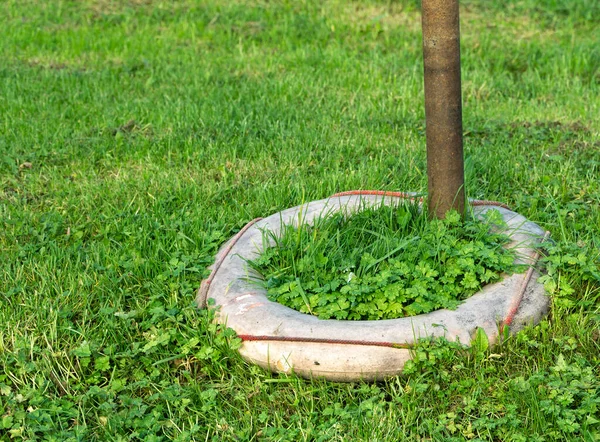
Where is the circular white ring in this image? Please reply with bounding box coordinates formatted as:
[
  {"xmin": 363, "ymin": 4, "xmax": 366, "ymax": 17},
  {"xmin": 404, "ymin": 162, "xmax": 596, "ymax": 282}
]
[{"xmin": 200, "ymin": 195, "xmax": 548, "ymax": 381}]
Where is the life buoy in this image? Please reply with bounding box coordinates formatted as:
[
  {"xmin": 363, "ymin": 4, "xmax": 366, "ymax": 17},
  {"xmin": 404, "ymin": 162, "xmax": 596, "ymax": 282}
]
[{"xmin": 198, "ymin": 194, "xmax": 548, "ymax": 381}]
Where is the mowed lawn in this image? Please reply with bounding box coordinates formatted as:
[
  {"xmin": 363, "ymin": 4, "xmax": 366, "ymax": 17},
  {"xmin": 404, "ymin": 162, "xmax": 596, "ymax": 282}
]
[{"xmin": 1, "ymin": 0, "xmax": 599, "ymax": 440}]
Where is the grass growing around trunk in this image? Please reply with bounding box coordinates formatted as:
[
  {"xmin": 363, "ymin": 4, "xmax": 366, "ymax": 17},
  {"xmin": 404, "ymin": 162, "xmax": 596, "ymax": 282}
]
[
  {"xmin": 251, "ymin": 203, "xmax": 519, "ymax": 320},
  {"xmin": 1, "ymin": 0, "xmax": 599, "ymax": 440}
]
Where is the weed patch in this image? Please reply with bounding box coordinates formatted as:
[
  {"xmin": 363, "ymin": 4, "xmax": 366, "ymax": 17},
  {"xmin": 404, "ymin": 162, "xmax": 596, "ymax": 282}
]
[
  {"xmin": 401, "ymin": 336, "xmax": 600, "ymax": 440},
  {"xmin": 251, "ymin": 203, "xmax": 519, "ymax": 320}
]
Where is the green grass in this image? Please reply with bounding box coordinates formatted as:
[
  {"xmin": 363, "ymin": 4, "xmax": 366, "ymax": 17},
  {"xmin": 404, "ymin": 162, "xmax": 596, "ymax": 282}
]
[
  {"xmin": 250, "ymin": 204, "xmax": 519, "ymax": 320},
  {"xmin": 0, "ymin": 0, "xmax": 599, "ymax": 440}
]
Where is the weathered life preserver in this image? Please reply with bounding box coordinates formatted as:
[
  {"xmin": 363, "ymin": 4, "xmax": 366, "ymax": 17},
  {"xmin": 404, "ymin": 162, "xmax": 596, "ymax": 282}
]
[{"xmin": 198, "ymin": 194, "xmax": 548, "ymax": 381}]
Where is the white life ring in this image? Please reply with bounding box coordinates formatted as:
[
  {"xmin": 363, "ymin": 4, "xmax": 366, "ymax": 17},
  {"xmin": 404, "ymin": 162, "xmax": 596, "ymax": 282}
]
[{"xmin": 198, "ymin": 194, "xmax": 548, "ymax": 381}]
